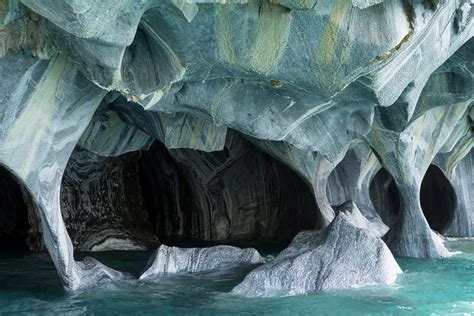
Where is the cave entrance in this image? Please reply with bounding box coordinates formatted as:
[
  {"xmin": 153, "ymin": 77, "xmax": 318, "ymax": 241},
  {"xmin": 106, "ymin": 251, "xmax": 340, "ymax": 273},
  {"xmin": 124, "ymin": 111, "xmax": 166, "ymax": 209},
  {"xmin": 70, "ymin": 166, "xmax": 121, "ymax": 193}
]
[
  {"xmin": 138, "ymin": 134, "xmax": 320, "ymax": 250},
  {"xmin": 369, "ymin": 165, "xmax": 457, "ymax": 233},
  {"xmin": 420, "ymin": 165, "xmax": 456, "ymax": 233},
  {"xmin": 60, "ymin": 134, "xmax": 319, "ymax": 253},
  {"xmin": 369, "ymin": 168, "xmax": 400, "ymax": 228},
  {"xmin": 0, "ymin": 166, "xmax": 36, "ymax": 251}
]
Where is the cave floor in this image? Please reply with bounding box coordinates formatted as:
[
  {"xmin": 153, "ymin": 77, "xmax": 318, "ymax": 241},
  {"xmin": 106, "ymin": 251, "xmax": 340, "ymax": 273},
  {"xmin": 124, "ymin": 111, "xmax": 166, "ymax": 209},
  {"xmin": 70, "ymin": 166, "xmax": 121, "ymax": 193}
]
[{"xmin": 0, "ymin": 240, "xmax": 473, "ymax": 315}]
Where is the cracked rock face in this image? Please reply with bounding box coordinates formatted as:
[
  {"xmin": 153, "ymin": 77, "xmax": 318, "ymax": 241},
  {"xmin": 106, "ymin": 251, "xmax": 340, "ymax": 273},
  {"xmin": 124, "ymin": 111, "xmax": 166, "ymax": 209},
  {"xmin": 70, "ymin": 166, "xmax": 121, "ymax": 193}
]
[
  {"xmin": 140, "ymin": 245, "xmax": 264, "ymax": 279},
  {"xmin": 0, "ymin": 0, "xmax": 472, "ymax": 291},
  {"xmin": 232, "ymin": 206, "xmax": 402, "ymax": 297}
]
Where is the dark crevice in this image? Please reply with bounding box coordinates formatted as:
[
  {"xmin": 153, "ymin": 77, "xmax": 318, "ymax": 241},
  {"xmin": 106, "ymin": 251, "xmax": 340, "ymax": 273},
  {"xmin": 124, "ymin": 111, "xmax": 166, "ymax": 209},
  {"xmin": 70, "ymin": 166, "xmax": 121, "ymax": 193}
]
[
  {"xmin": 0, "ymin": 166, "xmax": 34, "ymax": 251},
  {"xmin": 369, "ymin": 168, "xmax": 400, "ymax": 227},
  {"xmin": 60, "ymin": 133, "xmax": 320, "ymax": 252},
  {"xmin": 138, "ymin": 134, "xmax": 320, "ymax": 249},
  {"xmin": 370, "ymin": 165, "xmax": 457, "ymax": 233},
  {"xmin": 420, "ymin": 165, "xmax": 457, "ymax": 233}
]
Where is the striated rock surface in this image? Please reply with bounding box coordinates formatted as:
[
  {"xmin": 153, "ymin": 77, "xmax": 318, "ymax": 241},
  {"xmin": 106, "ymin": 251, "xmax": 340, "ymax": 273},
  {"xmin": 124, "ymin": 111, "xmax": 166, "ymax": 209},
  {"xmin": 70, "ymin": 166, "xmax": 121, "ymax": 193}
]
[
  {"xmin": 140, "ymin": 132, "xmax": 319, "ymax": 244},
  {"xmin": 61, "ymin": 147, "xmax": 159, "ymax": 252},
  {"xmin": 328, "ymin": 143, "xmax": 389, "ymax": 236},
  {"xmin": 0, "ymin": 0, "xmax": 472, "ymax": 291},
  {"xmin": 435, "ymin": 150, "xmax": 474, "ymax": 237},
  {"xmin": 232, "ymin": 207, "xmax": 402, "ymax": 296},
  {"xmin": 0, "ymin": 51, "xmax": 127, "ymax": 290},
  {"xmin": 140, "ymin": 244, "xmax": 263, "ymax": 279}
]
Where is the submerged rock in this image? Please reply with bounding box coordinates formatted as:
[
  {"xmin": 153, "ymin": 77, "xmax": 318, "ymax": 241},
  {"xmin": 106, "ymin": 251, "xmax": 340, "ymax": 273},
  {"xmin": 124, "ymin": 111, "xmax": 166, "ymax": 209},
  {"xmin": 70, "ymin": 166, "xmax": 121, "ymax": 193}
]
[
  {"xmin": 140, "ymin": 245, "xmax": 264, "ymax": 279},
  {"xmin": 73, "ymin": 257, "xmax": 132, "ymax": 290},
  {"xmin": 232, "ymin": 210, "xmax": 402, "ymax": 296}
]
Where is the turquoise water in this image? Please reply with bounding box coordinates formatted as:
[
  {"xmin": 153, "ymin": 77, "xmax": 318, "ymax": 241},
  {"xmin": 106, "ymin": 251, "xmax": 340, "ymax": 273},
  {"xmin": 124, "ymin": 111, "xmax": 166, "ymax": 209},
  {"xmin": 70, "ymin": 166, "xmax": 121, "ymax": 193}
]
[{"xmin": 1, "ymin": 240, "xmax": 474, "ymax": 315}]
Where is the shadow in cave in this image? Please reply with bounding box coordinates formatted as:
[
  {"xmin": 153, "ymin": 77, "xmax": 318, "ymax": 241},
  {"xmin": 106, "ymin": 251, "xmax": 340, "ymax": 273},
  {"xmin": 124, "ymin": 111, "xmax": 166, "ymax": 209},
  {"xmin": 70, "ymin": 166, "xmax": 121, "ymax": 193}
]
[
  {"xmin": 0, "ymin": 167, "xmax": 59, "ymax": 293},
  {"xmin": 59, "ymin": 132, "xmax": 320, "ymax": 265},
  {"xmin": 420, "ymin": 165, "xmax": 456, "ymax": 234},
  {"xmin": 370, "ymin": 165, "xmax": 457, "ymax": 233},
  {"xmin": 138, "ymin": 135, "xmax": 320, "ymax": 252},
  {"xmin": 0, "ymin": 166, "xmax": 36, "ymax": 252},
  {"xmin": 369, "ymin": 168, "xmax": 400, "ymax": 228}
]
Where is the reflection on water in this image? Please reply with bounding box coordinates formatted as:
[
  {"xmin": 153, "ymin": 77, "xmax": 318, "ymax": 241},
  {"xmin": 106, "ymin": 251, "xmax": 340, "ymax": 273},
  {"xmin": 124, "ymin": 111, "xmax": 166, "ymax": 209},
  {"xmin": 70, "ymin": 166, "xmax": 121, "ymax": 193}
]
[{"xmin": 1, "ymin": 240, "xmax": 474, "ymax": 315}]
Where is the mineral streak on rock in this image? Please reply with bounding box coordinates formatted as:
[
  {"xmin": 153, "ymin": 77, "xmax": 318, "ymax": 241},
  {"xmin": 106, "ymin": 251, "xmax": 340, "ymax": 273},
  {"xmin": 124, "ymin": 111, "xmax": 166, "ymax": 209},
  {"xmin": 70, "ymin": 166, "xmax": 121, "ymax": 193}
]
[
  {"xmin": 232, "ymin": 207, "xmax": 402, "ymax": 297},
  {"xmin": 139, "ymin": 131, "xmax": 319, "ymax": 243},
  {"xmin": 0, "ymin": 0, "xmax": 472, "ymax": 291},
  {"xmin": 139, "ymin": 244, "xmax": 264, "ymax": 279},
  {"xmin": 435, "ymin": 150, "xmax": 474, "ymax": 237},
  {"xmin": 0, "ymin": 51, "xmax": 127, "ymax": 291},
  {"xmin": 61, "ymin": 147, "xmax": 160, "ymax": 252}
]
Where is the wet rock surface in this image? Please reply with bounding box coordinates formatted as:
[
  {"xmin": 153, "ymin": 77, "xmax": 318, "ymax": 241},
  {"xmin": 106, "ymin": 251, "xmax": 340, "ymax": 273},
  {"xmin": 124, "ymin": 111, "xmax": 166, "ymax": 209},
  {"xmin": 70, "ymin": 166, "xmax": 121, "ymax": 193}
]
[
  {"xmin": 140, "ymin": 245, "xmax": 264, "ymax": 279},
  {"xmin": 0, "ymin": 0, "xmax": 472, "ymax": 291},
  {"xmin": 232, "ymin": 208, "xmax": 402, "ymax": 296}
]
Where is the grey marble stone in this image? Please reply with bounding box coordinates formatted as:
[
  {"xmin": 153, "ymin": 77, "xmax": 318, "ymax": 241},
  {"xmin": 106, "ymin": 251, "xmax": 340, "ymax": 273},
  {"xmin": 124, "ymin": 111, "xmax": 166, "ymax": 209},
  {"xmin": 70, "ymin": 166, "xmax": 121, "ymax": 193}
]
[
  {"xmin": 327, "ymin": 143, "xmax": 388, "ymax": 236},
  {"xmin": 435, "ymin": 150, "xmax": 474, "ymax": 237},
  {"xmin": 140, "ymin": 244, "xmax": 264, "ymax": 279},
  {"xmin": 0, "ymin": 0, "xmax": 472, "ymax": 291},
  {"xmin": 232, "ymin": 207, "xmax": 402, "ymax": 297},
  {"xmin": 365, "ymin": 36, "xmax": 473, "ymax": 258},
  {"xmin": 0, "ymin": 51, "xmax": 128, "ymax": 291},
  {"xmin": 61, "ymin": 147, "xmax": 160, "ymax": 251}
]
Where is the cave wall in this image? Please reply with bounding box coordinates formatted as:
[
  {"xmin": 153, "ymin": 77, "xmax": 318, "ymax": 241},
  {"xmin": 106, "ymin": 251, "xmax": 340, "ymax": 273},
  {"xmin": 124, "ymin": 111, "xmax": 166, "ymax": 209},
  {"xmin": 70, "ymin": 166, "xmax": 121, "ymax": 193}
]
[
  {"xmin": 60, "ymin": 147, "xmax": 159, "ymax": 251},
  {"xmin": 0, "ymin": 167, "xmax": 31, "ymax": 250},
  {"xmin": 60, "ymin": 132, "xmax": 318, "ymax": 251},
  {"xmin": 369, "ymin": 168, "xmax": 400, "ymax": 229},
  {"xmin": 0, "ymin": 0, "xmax": 472, "ymax": 290},
  {"xmin": 441, "ymin": 150, "xmax": 474, "ymax": 236},
  {"xmin": 140, "ymin": 132, "xmax": 319, "ymax": 245},
  {"xmin": 327, "ymin": 143, "xmax": 388, "ymax": 236},
  {"xmin": 370, "ymin": 163, "xmax": 465, "ymax": 235}
]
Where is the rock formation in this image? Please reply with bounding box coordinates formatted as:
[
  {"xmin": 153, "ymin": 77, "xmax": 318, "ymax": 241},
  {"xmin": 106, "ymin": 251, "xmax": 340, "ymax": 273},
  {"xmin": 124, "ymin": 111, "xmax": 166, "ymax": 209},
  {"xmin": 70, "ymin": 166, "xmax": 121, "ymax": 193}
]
[
  {"xmin": 232, "ymin": 207, "xmax": 402, "ymax": 296},
  {"xmin": 0, "ymin": 0, "xmax": 472, "ymax": 291},
  {"xmin": 61, "ymin": 147, "xmax": 159, "ymax": 252},
  {"xmin": 327, "ymin": 143, "xmax": 389, "ymax": 236},
  {"xmin": 140, "ymin": 244, "xmax": 263, "ymax": 279},
  {"xmin": 435, "ymin": 150, "xmax": 473, "ymax": 236},
  {"xmin": 139, "ymin": 131, "xmax": 319, "ymax": 244}
]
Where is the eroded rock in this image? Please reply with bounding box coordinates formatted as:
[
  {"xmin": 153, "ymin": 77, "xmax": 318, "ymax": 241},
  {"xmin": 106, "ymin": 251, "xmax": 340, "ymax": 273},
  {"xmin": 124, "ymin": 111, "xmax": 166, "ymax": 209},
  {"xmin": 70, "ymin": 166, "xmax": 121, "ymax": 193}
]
[
  {"xmin": 232, "ymin": 210, "xmax": 402, "ymax": 296},
  {"xmin": 0, "ymin": 0, "xmax": 471, "ymax": 291},
  {"xmin": 140, "ymin": 245, "xmax": 264, "ymax": 279}
]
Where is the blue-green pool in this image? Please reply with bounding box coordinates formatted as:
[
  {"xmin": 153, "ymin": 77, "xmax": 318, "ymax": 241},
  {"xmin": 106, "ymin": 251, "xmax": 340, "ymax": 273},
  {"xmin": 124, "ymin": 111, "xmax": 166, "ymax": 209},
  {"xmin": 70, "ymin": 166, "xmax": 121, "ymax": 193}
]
[{"xmin": 1, "ymin": 239, "xmax": 473, "ymax": 315}]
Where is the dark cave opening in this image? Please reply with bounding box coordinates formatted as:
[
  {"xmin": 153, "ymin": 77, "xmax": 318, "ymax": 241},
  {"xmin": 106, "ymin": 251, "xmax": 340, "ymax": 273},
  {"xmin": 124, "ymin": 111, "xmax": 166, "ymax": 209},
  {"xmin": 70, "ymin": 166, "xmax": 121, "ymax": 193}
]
[
  {"xmin": 369, "ymin": 168, "xmax": 400, "ymax": 227},
  {"xmin": 369, "ymin": 165, "xmax": 457, "ymax": 233},
  {"xmin": 138, "ymin": 136, "xmax": 320, "ymax": 249},
  {"xmin": 61, "ymin": 134, "xmax": 320, "ymax": 252},
  {"xmin": 0, "ymin": 166, "xmax": 32, "ymax": 251},
  {"xmin": 420, "ymin": 165, "xmax": 457, "ymax": 233}
]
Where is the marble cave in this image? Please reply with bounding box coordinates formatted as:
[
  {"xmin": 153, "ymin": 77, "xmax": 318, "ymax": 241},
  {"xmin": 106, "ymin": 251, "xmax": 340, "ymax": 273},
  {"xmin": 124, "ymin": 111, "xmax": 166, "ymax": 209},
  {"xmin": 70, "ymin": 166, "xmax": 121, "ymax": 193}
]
[{"xmin": 0, "ymin": 0, "xmax": 473, "ymax": 314}]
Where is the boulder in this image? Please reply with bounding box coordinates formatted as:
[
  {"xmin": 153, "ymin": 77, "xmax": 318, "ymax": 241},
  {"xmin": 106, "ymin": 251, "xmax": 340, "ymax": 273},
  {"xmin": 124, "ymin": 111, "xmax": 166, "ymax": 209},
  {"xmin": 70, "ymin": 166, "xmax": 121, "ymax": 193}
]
[
  {"xmin": 232, "ymin": 211, "xmax": 402, "ymax": 296},
  {"xmin": 140, "ymin": 244, "xmax": 264, "ymax": 279}
]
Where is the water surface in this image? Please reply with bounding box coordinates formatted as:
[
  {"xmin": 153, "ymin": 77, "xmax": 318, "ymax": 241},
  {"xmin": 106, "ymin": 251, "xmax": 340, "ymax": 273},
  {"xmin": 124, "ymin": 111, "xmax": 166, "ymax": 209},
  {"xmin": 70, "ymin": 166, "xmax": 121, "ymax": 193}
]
[{"xmin": 1, "ymin": 240, "xmax": 473, "ymax": 315}]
